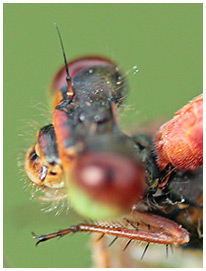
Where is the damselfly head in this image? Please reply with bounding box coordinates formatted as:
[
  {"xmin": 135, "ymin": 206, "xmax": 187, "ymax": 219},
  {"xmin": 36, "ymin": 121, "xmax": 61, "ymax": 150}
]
[{"xmin": 25, "ymin": 124, "xmax": 65, "ymax": 189}]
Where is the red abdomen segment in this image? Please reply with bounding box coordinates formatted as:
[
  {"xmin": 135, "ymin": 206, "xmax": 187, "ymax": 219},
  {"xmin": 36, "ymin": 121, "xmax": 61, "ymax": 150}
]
[{"xmin": 155, "ymin": 94, "xmax": 203, "ymax": 172}]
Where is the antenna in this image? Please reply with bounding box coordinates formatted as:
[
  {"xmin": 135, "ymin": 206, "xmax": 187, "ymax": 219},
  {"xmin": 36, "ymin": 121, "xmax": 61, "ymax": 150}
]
[{"xmin": 54, "ymin": 23, "xmax": 74, "ymax": 99}]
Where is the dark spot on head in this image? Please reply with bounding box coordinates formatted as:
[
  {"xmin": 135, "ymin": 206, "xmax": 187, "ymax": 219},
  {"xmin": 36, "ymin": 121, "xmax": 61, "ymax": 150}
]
[{"xmin": 49, "ymin": 161, "xmax": 57, "ymax": 166}]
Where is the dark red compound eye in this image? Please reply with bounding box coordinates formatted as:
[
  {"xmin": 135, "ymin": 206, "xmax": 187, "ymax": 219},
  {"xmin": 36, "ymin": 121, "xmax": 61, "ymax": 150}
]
[{"xmin": 67, "ymin": 152, "xmax": 146, "ymax": 219}]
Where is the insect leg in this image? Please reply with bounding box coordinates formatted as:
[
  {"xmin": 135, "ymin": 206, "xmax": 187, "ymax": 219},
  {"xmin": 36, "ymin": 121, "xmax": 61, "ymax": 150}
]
[
  {"xmin": 91, "ymin": 233, "xmax": 111, "ymax": 268},
  {"xmin": 32, "ymin": 210, "xmax": 189, "ymax": 246}
]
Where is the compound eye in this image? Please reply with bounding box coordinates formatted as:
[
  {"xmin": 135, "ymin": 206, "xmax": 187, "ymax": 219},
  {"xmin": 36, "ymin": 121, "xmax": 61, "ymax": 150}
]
[{"xmin": 67, "ymin": 152, "xmax": 146, "ymax": 219}]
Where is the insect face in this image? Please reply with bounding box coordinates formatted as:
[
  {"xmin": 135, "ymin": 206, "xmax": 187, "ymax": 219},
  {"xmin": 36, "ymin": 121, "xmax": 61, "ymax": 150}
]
[{"xmin": 25, "ymin": 124, "xmax": 65, "ymax": 189}]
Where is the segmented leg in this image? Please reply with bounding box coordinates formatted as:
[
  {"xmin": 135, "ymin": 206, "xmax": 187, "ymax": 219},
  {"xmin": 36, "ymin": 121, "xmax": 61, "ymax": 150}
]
[{"xmin": 32, "ymin": 210, "xmax": 189, "ymax": 246}]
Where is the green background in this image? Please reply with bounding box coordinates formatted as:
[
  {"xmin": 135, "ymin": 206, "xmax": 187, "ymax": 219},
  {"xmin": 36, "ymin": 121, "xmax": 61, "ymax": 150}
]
[{"xmin": 4, "ymin": 3, "xmax": 202, "ymax": 268}]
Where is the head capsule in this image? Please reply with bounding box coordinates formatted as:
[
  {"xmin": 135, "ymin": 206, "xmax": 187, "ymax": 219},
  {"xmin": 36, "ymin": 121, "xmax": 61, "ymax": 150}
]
[{"xmin": 25, "ymin": 124, "xmax": 65, "ymax": 189}]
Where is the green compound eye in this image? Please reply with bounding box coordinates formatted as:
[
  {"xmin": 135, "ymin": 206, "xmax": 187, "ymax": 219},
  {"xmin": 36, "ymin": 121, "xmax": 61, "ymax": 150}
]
[{"xmin": 67, "ymin": 152, "xmax": 146, "ymax": 220}]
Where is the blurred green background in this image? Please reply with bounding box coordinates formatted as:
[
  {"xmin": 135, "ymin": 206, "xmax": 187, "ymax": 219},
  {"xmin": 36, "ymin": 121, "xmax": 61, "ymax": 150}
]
[{"xmin": 4, "ymin": 3, "xmax": 202, "ymax": 268}]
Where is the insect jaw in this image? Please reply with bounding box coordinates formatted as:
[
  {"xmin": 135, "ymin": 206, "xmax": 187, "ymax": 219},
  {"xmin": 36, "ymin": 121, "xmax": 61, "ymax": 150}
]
[
  {"xmin": 40, "ymin": 165, "xmax": 48, "ymax": 181},
  {"xmin": 25, "ymin": 145, "xmax": 65, "ymax": 189}
]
